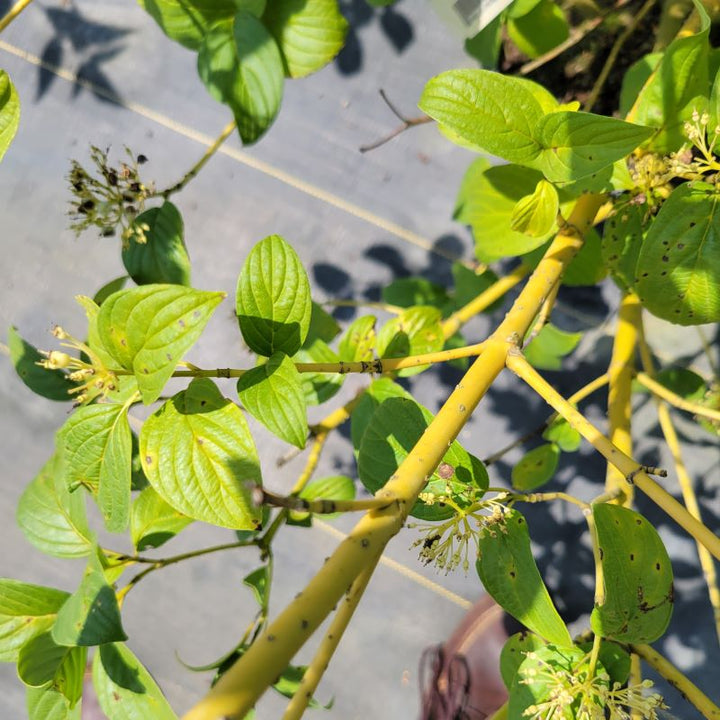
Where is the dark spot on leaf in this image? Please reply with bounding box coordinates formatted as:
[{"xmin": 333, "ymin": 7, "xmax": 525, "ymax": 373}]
[
  {"xmin": 509, "ymin": 571, "xmax": 516, "ymax": 578},
  {"xmin": 517, "ymin": 517, "xmax": 524, "ymax": 524},
  {"xmin": 142, "ymin": 368, "xmax": 149, "ymax": 374},
  {"xmin": 113, "ymin": 692, "xmax": 121, "ymax": 702},
  {"xmin": 267, "ymin": 634, "xmax": 276, "ymax": 642},
  {"xmin": 193, "ymin": 310, "xmax": 201, "ymax": 319},
  {"xmin": 145, "ymin": 455, "xmax": 152, "ymax": 465},
  {"xmin": 630, "ymin": 553, "xmax": 635, "ymax": 561},
  {"xmin": 120, "ymin": 338, "xmax": 127, "ymax": 346},
  {"xmin": 166, "ymin": 353, "xmax": 172, "ymax": 361},
  {"xmin": 361, "ymin": 538, "xmax": 370, "ymax": 548},
  {"xmin": 660, "ymin": 271, "xmax": 667, "ymax": 276},
  {"xmin": 200, "ymin": 400, "xmax": 206, "ymax": 406},
  {"xmin": 677, "ymin": 243, "xmax": 685, "ymax": 249},
  {"xmin": 655, "ymin": 562, "xmax": 661, "ymax": 570},
  {"xmin": 599, "ymin": 548, "xmax": 604, "ymax": 560},
  {"xmin": 178, "ymin": 319, "xmax": 185, "ymax": 328},
  {"xmin": 197, "ymin": 438, "xmax": 204, "ymax": 445},
  {"xmin": 301, "ymin": 619, "xmax": 308, "ymax": 629},
  {"xmin": 636, "ymin": 518, "xmax": 642, "ymax": 525},
  {"xmin": 642, "ymin": 272, "xmax": 649, "ymax": 278},
  {"xmin": 661, "ymin": 255, "xmax": 669, "ymax": 262},
  {"xmin": 689, "ymin": 221, "xmax": 696, "ymax": 228}
]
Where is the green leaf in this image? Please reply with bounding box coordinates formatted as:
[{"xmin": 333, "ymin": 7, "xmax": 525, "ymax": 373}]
[
  {"xmin": 635, "ymin": 183, "xmax": 720, "ymax": 325},
  {"xmin": 75, "ymin": 296, "xmax": 119, "ymax": 370},
  {"xmin": 507, "ymin": 0, "xmax": 568, "ymax": 59},
  {"xmin": 92, "ymin": 643, "xmax": 178, "ymax": 719},
  {"xmin": 198, "ymin": 13, "xmax": 284, "ymax": 144},
  {"xmin": 591, "ymin": 503, "xmax": 673, "ymax": 643},
  {"xmin": 338, "ymin": 315, "xmax": 376, "ymax": 362},
  {"xmin": 262, "ymin": 0, "xmax": 348, "ymax": 78},
  {"xmin": 376, "ymin": 306, "xmax": 444, "ymax": 377},
  {"xmin": 476, "ymin": 509, "xmax": 572, "ymax": 646},
  {"xmin": 123, "ymin": 201, "xmax": 191, "ymax": 286},
  {"xmin": 500, "ymin": 631, "xmax": 546, "ymax": 689},
  {"xmin": 243, "ymin": 566, "xmax": 269, "ymax": 607},
  {"xmin": 93, "ymin": 276, "xmax": 128, "ymax": 306},
  {"xmin": 0, "ymin": 70, "xmax": 20, "ymax": 161},
  {"xmin": 236, "ymin": 234, "xmax": 312, "ymax": 356},
  {"xmin": 140, "ymin": 378, "xmax": 263, "ymax": 530},
  {"xmin": 511, "ymin": 443, "xmax": 560, "ymax": 490},
  {"xmin": 358, "ymin": 397, "xmax": 488, "ymax": 521},
  {"xmin": 509, "ymin": 645, "xmax": 606, "ymax": 718},
  {"xmin": 507, "ymin": 0, "xmax": 543, "ymax": 18},
  {"xmin": 293, "ymin": 339, "xmax": 344, "ymax": 406},
  {"xmin": 97, "ymin": 405, "xmax": 133, "ymax": 532},
  {"xmin": 305, "ymin": 302, "xmax": 340, "ymax": 344},
  {"xmin": 381, "ymin": 278, "xmax": 450, "ymax": 310},
  {"xmin": 97, "ymin": 283, "xmax": 225, "ymax": 403},
  {"xmin": 292, "ymin": 475, "xmax": 356, "ymax": 521},
  {"xmin": 27, "ymin": 685, "xmax": 81, "ymax": 720},
  {"xmin": 138, "ymin": 0, "xmax": 236, "ymax": 50},
  {"xmin": 237, "ymin": 351, "xmax": 308, "ymax": 448},
  {"xmin": 8, "ymin": 326, "xmax": 70, "ymax": 401},
  {"xmin": 542, "ymin": 417, "xmax": 581, "ymax": 452},
  {"xmin": 577, "ymin": 639, "xmax": 631, "ymax": 685},
  {"xmin": 52, "ymin": 552, "xmax": 127, "ymax": 647},
  {"xmin": 524, "ymin": 323, "xmax": 581, "ymax": 370},
  {"xmin": 17, "ymin": 454, "xmax": 92, "ymax": 558},
  {"xmin": 619, "ymin": 52, "xmax": 662, "ymax": 118},
  {"xmin": 131, "ymin": 486, "xmax": 192, "ymax": 551},
  {"xmin": 601, "ymin": 203, "xmax": 646, "ymax": 293},
  {"xmin": 350, "ymin": 377, "xmax": 412, "ymax": 453},
  {"xmin": 0, "ymin": 580, "xmax": 69, "ymax": 663},
  {"xmin": 454, "ymin": 160, "xmax": 559, "ymax": 262},
  {"xmin": 18, "ymin": 631, "xmax": 86, "ymax": 701},
  {"xmin": 464, "ymin": 16, "xmax": 503, "ymax": 69},
  {"xmin": 451, "ymin": 264, "xmax": 502, "ymax": 313},
  {"xmin": 636, "ymin": 367, "xmax": 707, "ymax": 402},
  {"xmin": 511, "ymin": 179, "xmax": 559, "ymax": 238},
  {"xmin": 273, "ymin": 664, "xmax": 332, "ymax": 708},
  {"xmin": 627, "ymin": 0, "xmax": 710, "ymax": 151},
  {"xmin": 419, "ymin": 69, "xmax": 545, "ymax": 164},
  {"xmin": 57, "ymin": 403, "xmax": 130, "ymax": 499},
  {"xmin": 530, "ymin": 111, "xmax": 653, "ymax": 183}
]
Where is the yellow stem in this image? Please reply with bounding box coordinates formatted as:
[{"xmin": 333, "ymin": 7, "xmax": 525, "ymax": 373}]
[
  {"xmin": 506, "ymin": 351, "xmax": 720, "ymax": 561},
  {"xmin": 290, "ymin": 431, "xmax": 328, "ymax": 494},
  {"xmin": 638, "ymin": 323, "xmax": 720, "ymax": 643},
  {"xmin": 631, "ymin": 643, "xmax": 720, "ymax": 719},
  {"xmin": 0, "ymin": 0, "xmax": 33, "ymax": 32},
  {"xmin": 282, "ymin": 555, "xmax": 380, "ymax": 720},
  {"xmin": 524, "ymin": 277, "xmax": 560, "ymax": 347},
  {"xmin": 635, "ymin": 371, "xmax": 720, "ymax": 423},
  {"xmin": 605, "ymin": 292, "xmax": 641, "ymax": 504},
  {"xmin": 629, "ymin": 653, "xmax": 643, "ymax": 720},
  {"xmin": 585, "ymin": 507, "xmax": 606, "ymax": 606},
  {"xmin": 441, "ymin": 264, "xmax": 530, "ymax": 340},
  {"xmin": 182, "ymin": 193, "xmax": 604, "ymax": 720},
  {"xmin": 257, "ymin": 488, "xmax": 392, "ymax": 514}
]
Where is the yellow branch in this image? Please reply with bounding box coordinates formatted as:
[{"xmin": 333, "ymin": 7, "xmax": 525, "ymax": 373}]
[
  {"xmin": 635, "ymin": 371, "xmax": 720, "ymax": 423},
  {"xmin": 0, "ymin": 0, "xmax": 33, "ymax": 32},
  {"xmin": 631, "ymin": 643, "xmax": 720, "ymax": 719},
  {"xmin": 282, "ymin": 555, "xmax": 380, "ymax": 720},
  {"xmin": 605, "ymin": 292, "xmax": 641, "ymax": 504},
  {"xmin": 638, "ymin": 324, "xmax": 720, "ymax": 643},
  {"xmin": 183, "ymin": 194, "xmax": 604, "ymax": 720},
  {"xmin": 506, "ymin": 352, "xmax": 720, "ymax": 561}
]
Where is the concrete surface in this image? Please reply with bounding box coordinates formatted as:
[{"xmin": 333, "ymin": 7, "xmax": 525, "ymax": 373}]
[{"xmin": 0, "ymin": 1, "xmax": 718, "ymax": 719}]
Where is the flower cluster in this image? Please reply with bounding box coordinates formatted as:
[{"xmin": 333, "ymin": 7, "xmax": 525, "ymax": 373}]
[
  {"xmin": 39, "ymin": 326, "xmax": 119, "ymax": 406},
  {"xmin": 520, "ymin": 650, "xmax": 667, "ymax": 720},
  {"xmin": 669, "ymin": 109, "xmax": 720, "ymax": 179},
  {"xmin": 68, "ymin": 146, "xmax": 152, "ymax": 245}
]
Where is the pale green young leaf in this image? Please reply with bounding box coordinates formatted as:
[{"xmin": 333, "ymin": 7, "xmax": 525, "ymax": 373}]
[
  {"xmin": 507, "ymin": 0, "xmax": 568, "ymax": 59},
  {"xmin": 627, "ymin": 0, "xmax": 709, "ymax": 151},
  {"xmin": 476, "ymin": 509, "xmax": 573, "ymax": 646},
  {"xmin": 635, "ymin": 183, "xmax": 720, "ymax": 324},
  {"xmin": 358, "ymin": 397, "xmax": 488, "ymax": 521},
  {"xmin": 237, "ymin": 351, "xmax": 308, "ymax": 448},
  {"xmin": 454, "ymin": 159, "xmax": 559, "ymax": 262},
  {"xmin": 17, "ymin": 454, "xmax": 92, "ymax": 558},
  {"xmin": 293, "ymin": 339, "xmax": 344, "ymax": 406},
  {"xmin": 97, "ymin": 405, "xmax": 132, "ymax": 533},
  {"xmin": 243, "ymin": 566, "xmax": 269, "ymax": 608},
  {"xmin": 376, "ymin": 306, "xmax": 444, "ymax": 377},
  {"xmin": 500, "ymin": 631, "xmax": 546, "ymax": 689},
  {"xmin": 0, "ymin": 580, "xmax": 69, "ymax": 663},
  {"xmin": 591, "ymin": 504, "xmax": 673, "ymax": 643},
  {"xmin": 464, "ymin": 16, "xmax": 503, "ymax": 69},
  {"xmin": 236, "ymin": 234, "xmax": 312, "ymax": 356},
  {"xmin": 75, "ymin": 296, "xmax": 118, "ymax": 370},
  {"xmin": 524, "ymin": 323, "xmax": 582, "ymax": 370},
  {"xmin": 305, "ymin": 301, "xmax": 341, "ymax": 344},
  {"xmin": 0, "ymin": 70, "xmax": 20, "ymax": 161},
  {"xmin": 198, "ymin": 13, "xmax": 284, "ymax": 144},
  {"xmin": 138, "ymin": 0, "xmax": 236, "ymax": 50},
  {"xmin": 131, "ymin": 486, "xmax": 193, "ymax": 551},
  {"xmin": 542, "ymin": 417, "xmax": 581, "ymax": 452},
  {"xmin": 511, "ymin": 443, "xmax": 560, "ymax": 490},
  {"xmin": 27, "ymin": 685, "xmax": 81, "ymax": 720},
  {"xmin": 291, "ymin": 475, "xmax": 356, "ymax": 521},
  {"xmin": 381, "ymin": 278, "xmax": 450, "ymax": 311},
  {"xmin": 52, "ymin": 551, "xmax": 127, "ymax": 647},
  {"xmin": 338, "ymin": 315, "xmax": 376, "ymax": 362},
  {"xmin": 57, "ymin": 403, "xmax": 129, "ymax": 499},
  {"xmin": 140, "ymin": 378, "xmax": 263, "ymax": 530},
  {"xmin": 8, "ymin": 326, "xmax": 70, "ymax": 401},
  {"xmin": 122, "ymin": 201, "xmax": 191, "ymax": 286},
  {"xmin": 93, "ymin": 643, "xmax": 178, "ymax": 719},
  {"xmin": 530, "ymin": 111, "xmax": 653, "ymax": 183},
  {"xmin": 262, "ymin": 0, "xmax": 348, "ymax": 78},
  {"xmin": 419, "ymin": 70, "xmax": 545, "ymax": 164},
  {"xmin": 510, "ymin": 179, "xmax": 558, "ymax": 238},
  {"xmin": 93, "ymin": 276, "xmax": 128, "ymax": 306},
  {"xmin": 97, "ymin": 284, "xmax": 225, "ymax": 404},
  {"xmin": 350, "ymin": 377, "xmax": 412, "ymax": 454}
]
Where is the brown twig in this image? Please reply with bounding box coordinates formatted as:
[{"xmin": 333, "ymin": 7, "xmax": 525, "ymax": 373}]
[{"xmin": 359, "ymin": 89, "xmax": 433, "ymax": 153}]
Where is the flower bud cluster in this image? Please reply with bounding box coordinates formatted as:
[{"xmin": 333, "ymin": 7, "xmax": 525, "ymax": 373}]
[{"xmin": 68, "ymin": 146, "xmax": 152, "ymax": 245}]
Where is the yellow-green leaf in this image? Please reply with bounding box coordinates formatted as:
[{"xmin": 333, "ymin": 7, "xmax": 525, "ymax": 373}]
[{"xmin": 510, "ymin": 179, "xmax": 559, "ymax": 238}]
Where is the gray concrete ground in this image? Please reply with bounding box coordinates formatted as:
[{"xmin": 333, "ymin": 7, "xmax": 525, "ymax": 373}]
[{"xmin": 0, "ymin": 1, "xmax": 718, "ymax": 719}]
